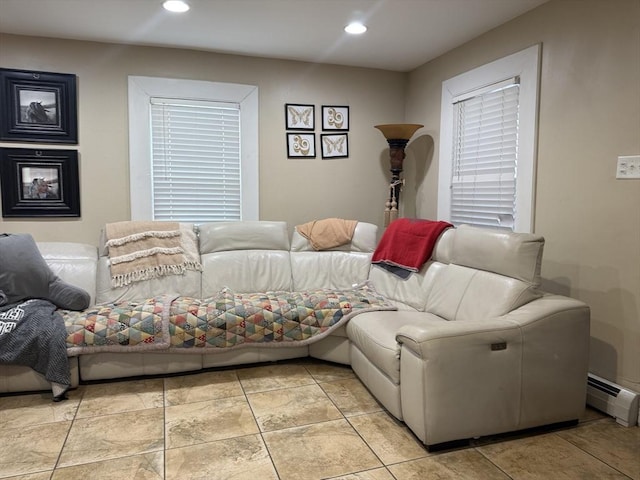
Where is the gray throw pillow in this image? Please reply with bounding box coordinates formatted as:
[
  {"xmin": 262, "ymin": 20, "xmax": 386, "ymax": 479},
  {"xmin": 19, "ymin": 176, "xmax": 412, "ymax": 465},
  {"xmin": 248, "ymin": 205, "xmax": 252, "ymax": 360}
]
[{"xmin": 0, "ymin": 233, "xmax": 90, "ymax": 310}]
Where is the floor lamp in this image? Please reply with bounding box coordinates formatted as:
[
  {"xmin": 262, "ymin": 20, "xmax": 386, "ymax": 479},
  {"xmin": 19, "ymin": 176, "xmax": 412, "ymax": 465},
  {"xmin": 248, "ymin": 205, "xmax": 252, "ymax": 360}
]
[{"xmin": 374, "ymin": 123, "xmax": 423, "ymax": 226}]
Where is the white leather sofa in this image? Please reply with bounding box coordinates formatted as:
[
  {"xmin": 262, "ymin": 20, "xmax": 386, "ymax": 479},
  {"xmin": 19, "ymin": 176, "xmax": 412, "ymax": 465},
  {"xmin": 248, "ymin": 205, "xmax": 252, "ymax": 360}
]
[{"xmin": 0, "ymin": 220, "xmax": 590, "ymax": 449}]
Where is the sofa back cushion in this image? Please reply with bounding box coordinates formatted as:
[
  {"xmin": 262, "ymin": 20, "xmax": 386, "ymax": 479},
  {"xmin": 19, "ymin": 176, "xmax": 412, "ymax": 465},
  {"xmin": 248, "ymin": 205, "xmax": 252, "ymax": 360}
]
[
  {"xmin": 368, "ymin": 227, "xmax": 454, "ymax": 311},
  {"xmin": 96, "ymin": 223, "xmax": 201, "ymax": 304},
  {"xmin": 37, "ymin": 241, "xmax": 98, "ymax": 307},
  {"xmin": 425, "ymin": 264, "xmax": 542, "ymax": 321},
  {"xmin": 290, "ymin": 222, "xmax": 377, "ymax": 290},
  {"xmin": 424, "ymin": 225, "xmax": 545, "ymax": 321},
  {"xmin": 200, "ymin": 221, "xmax": 293, "ymax": 295},
  {"xmin": 450, "ymin": 224, "xmax": 544, "ymax": 286}
]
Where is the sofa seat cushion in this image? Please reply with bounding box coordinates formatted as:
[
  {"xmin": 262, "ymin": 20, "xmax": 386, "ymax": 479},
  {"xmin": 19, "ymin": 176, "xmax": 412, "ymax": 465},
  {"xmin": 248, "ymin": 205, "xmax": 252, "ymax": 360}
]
[
  {"xmin": 63, "ymin": 296, "xmax": 169, "ymax": 355},
  {"xmin": 169, "ymin": 286, "xmax": 394, "ymax": 350},
  {"xmin": 347, "ymin": 310, "xmax": 445, "ymax": 385}
]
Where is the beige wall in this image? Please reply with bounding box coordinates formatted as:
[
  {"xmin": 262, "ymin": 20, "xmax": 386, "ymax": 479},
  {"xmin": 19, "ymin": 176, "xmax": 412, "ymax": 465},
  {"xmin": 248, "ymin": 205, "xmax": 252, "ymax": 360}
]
[
  {"xmin": 0, "ymin": 34, "xmax": 406, "ymax": 243},
  {"xmin": 406, "ymin": 0, "xmax": 640, "ymax": 391}
]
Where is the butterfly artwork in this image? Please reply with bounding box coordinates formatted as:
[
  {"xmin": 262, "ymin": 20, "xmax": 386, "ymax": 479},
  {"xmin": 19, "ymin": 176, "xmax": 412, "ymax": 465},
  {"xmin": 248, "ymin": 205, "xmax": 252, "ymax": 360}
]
[
  {"xmin": 285, "ymin": 104, "xmax": 315, "ymax": 130},
  {"xmin": 321, "ymin": 134, "xmax": 349, "ymax": 159}
]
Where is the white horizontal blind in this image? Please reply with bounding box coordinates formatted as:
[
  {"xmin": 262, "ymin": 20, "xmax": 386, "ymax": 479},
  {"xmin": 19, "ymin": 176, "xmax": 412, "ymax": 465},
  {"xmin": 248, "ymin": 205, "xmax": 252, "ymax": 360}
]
[
  {"xmin": 450, "ymin": 78, "xmax": 520, "ymax": 230},
  {"xmin": 150, "ymin": 97, "xmax": 241, "ymax": 222}
]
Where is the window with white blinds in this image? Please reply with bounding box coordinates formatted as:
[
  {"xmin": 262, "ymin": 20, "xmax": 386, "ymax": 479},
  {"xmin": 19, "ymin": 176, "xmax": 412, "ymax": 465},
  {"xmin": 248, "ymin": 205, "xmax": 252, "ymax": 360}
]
[
  {"xmin": 150, "ymin": 98, "xmax": 241, "ymax": 222},
  {"xmin": 438, "ymin": 45, "xmax": 540, "ymax": 233},
  {"xmin": 128, "ymin": 76, "xmax": 259, "ymax": 223},
  {"xmin": 450, "ymin": 78, "xmax": 520, "ymax": 230}
]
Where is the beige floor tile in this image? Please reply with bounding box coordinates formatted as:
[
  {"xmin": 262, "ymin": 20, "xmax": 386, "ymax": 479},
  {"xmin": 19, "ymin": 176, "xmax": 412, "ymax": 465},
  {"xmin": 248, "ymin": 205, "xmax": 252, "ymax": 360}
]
[
  {"xmin": 263, "ymin": 418, "xmax": 382, "ymax": 480},
  {"xmin": 2, "ymin": 472, "xmax": 53, "ymax": 480},
  {"xmin": 236, "ymin": 363, "xmax": 316, "ymax": 393},
  {"xmin": 349, "ymin": 411, "xmax": 428, "ymax": 464},
  {"xmin": 247, "ymin": 383, "xmax": 342, "ymax": 431},
  {"xmin": 165, "ymin": 434, "xmax": 277, "ymax": 480},
  {"xmin": 58, "ymin": 408, "xmax": 164, "ymax": 468},
  {"xmin": 579, "ymin": 406, "xmax": 609, "ymax": 423},
  {"xmin": 0, "ymin": 421, "xmax": 71, "ymax": 478},
  {"xmin": 324, "ymin": 468, "xmax": 396, "ymax": 479},
  {"xmin": 75, "ymin": 378, "xmax": 164, "ymax": 418},
  {"xmin": 51, "ymin": 452, "xmax": 164, "ymax": 479},
  {"xmin": 478, "ymin": 432, "xmax": 628, "ymax": 479},
  {"xmin": 557, "ymin": 418, "xmax": 640, "ymax": 479},
  {"xmin": 0, "ymin": 393, "xmax": 80, "ymax": 432},
  {"xmin": 76, "ymin": 379, "xmax": 164, "ymax": 418},
  {"xmin": 0, "ymin": 389, "xmax": 79, "ymax": 410},
  {"xmin": 388, "ymin": 449, "xmax": 509, "ymax": 480},
  {"xmin": 304, "ymin": 361, "xmax": 356, "ymax": 383},
  {"xmin": 165, "ymin": 395, "xmax": 258, "ymax": 449},
  {"xmin": 319, "ymin": 378, "xmax": 383, "ymax": 416},
  {"xmin": 164, "ymin": 369, "xmax": 243, "ymax": 406}
]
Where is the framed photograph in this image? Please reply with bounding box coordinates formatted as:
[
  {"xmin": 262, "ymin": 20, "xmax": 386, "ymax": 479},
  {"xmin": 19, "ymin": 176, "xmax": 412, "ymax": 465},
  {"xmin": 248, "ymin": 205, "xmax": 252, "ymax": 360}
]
[
  {"xmin": 321, "ymin": 133, "xmax": 349, "ymax": 159},
  {"xmin": 322, "ymin": 105, "xmax": 349, "ymax": 131},
  {"xmin": 286, "ymin": 133, "xmax": 316, "ymax": 158},
  {"xmin": 0, "ymin": 68, "xmax": 78, "ymax": 144},
  {"xmin": 285, "ymin": 103, "xmax": 314, "ymax": 130},
  {"xmin": 0, "ymin": 148, "xmax": 80, "ymax": 217}
]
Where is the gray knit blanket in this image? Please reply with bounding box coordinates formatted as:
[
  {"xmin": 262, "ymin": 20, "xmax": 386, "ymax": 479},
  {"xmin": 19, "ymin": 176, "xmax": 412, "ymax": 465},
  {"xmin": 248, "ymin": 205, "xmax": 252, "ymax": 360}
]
[{"xmin": 0, "ymin": 299, "xmax": 70, "ymax": 399}]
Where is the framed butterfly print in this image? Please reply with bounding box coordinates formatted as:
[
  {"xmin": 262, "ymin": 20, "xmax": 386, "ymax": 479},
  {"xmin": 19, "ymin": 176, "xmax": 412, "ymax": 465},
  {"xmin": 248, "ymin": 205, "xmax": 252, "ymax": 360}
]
[
  {"xmin": 322, "ymin": 105, "xmax": 349, "ymax": 131},
  {"xmin": 321, "ymin": 133, "xmax": 348, "ymax": 159},
  {"xmin": 285, "ymin": 103, "xmax": 314, "ymax": 130}
]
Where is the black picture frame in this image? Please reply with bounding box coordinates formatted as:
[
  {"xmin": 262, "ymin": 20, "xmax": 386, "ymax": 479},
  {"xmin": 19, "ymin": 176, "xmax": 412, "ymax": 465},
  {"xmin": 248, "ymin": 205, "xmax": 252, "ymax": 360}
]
[
  {"xmin": 286, "ymin": 133, "xmax": 316, "ymax": 158},
  {"xmin": 321, "ymin": 133, "xmax": 349, "ymax": 159},
  {"xmin": 0, "ymin": 148, "xmax": 80, "ymax": 217},
  {"xmin": 285, "ymin": 103, "xmax": 314, "ymax": 130},
  {"xmin": 322, "ymin": 105, "xmax": 349, "ymax": 131},
  {"xmin": 0, "ymin": 68, "xmax": 78, "ymax": 144}
]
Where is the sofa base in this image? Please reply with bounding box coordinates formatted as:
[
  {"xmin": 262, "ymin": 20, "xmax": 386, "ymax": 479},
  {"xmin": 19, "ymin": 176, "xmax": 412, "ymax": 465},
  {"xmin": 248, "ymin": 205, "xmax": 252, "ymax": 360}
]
[
  {"xmin": 309, "ymin": 336, "xmax": 350, "ymax": 365},
  {"xmin": 203, "ymin": 346, "xmax": 309, "ymax": 368},
  {"xmin": 78, "ymin": 353, "xmax": 203, "ymax": 381},
  {"xmin": 350, "ymin": 344, "xmax": 403, "ymax": 419},
  {"xmin": 425, "ymin": 418, "xmax": 580, "ymax": 452},
  {"xmin": 0, "ymin": 358, "xmax": 79, "ymax": 393},
  {"xmin": 0, "ymin": 336, "xmax": 347, "ymax": 390}
]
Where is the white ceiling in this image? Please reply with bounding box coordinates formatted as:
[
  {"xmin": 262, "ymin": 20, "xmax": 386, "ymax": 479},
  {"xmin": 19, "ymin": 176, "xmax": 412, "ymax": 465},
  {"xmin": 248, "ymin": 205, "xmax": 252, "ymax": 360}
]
[{"xmin": 0, "ymin": 0, "xmax": 547, "ymax": 72}]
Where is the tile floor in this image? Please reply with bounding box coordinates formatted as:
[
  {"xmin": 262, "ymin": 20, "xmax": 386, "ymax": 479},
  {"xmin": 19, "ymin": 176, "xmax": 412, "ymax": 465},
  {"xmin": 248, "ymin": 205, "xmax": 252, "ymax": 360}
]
[{"xmin": 0, "ymin": 359, "xmax": 638, "ymax": 480}]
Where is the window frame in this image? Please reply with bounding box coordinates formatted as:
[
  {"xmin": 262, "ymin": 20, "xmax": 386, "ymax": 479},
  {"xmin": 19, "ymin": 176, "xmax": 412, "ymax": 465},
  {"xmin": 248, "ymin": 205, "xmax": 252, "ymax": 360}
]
[
  {"xmin": 128, "ymin": 75, "xmax": 259, "ymax": 222},
  {"xmin": 438, "ymin": 44, "xmax": 540, "ymax": 233}
]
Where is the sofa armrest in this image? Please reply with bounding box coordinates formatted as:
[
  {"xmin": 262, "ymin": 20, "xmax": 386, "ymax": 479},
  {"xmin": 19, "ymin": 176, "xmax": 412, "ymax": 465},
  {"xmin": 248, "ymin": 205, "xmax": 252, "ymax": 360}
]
[
  {"xmin": 497, "ymin": 294, "xmax": 590, "ymax": 428},
  {"xmin": 396, "ymin": 317, "xmax": 521, "ymax": 358},
  {"xmin": 395, "ymin": 293, "xmax": 590, "ymax": 445},
  {"xmin": 396, "ymin": 294, "xmax": 588, "ymax": 357}
]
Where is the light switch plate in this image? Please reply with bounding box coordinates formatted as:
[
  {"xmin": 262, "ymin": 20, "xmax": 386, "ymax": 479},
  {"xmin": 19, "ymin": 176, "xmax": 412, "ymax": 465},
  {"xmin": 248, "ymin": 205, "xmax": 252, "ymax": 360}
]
[{"xmin": 616, "ymin": 156, "xmax": 640, "ymax": 179}]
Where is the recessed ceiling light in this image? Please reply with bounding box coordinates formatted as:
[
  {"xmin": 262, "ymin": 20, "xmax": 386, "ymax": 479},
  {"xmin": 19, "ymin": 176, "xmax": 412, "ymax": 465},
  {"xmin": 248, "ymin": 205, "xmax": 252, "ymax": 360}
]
[
  {"xmin": 345, "ymin": 22, "xmax": 367, "ymax": 35},
  {"xmin": 163, "ymin": 0, "xmax": 190, "ymax": 13}
]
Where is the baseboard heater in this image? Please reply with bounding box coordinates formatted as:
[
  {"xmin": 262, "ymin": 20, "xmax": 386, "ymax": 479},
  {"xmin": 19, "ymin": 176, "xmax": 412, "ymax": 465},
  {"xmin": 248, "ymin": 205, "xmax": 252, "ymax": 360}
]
[{"xmin": 587, "ymin": 373, "xmax": 639, "ymax": 427}]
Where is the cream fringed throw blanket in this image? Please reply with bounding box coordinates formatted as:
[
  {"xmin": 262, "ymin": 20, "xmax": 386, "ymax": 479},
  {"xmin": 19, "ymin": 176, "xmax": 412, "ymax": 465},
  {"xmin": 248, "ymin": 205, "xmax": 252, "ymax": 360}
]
[{"xmin": 105, "ymin": 221, "xmax": 202, "ymax": 287}]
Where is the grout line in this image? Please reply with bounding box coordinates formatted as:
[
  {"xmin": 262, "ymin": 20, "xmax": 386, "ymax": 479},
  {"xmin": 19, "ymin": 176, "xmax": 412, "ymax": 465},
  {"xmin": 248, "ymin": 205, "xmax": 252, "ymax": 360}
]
[
  {"xmin": 50, "ymin": 386, "xmax": 84, "ymax": 476},
  {"xmin": 474, "ymin": 446, "xmax": 515, "ymax": 480},
  {"xmin": 553, "ymin": 430, "xmax": 635, "ymax": 479}
]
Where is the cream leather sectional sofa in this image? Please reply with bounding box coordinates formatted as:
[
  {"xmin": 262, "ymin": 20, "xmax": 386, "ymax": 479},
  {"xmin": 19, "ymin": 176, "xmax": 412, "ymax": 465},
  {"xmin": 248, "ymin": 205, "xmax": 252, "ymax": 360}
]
[{"xmin": 0, "ymin": 220, "xmax": 590, "ymax": 448}]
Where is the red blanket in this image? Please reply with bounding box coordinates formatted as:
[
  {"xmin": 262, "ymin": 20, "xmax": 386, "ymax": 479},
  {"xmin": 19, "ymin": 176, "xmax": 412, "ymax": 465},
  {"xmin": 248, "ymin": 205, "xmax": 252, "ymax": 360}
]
[{"xmin": 372, "ymin": 219, "xmax": 452, "ymax": 276}]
